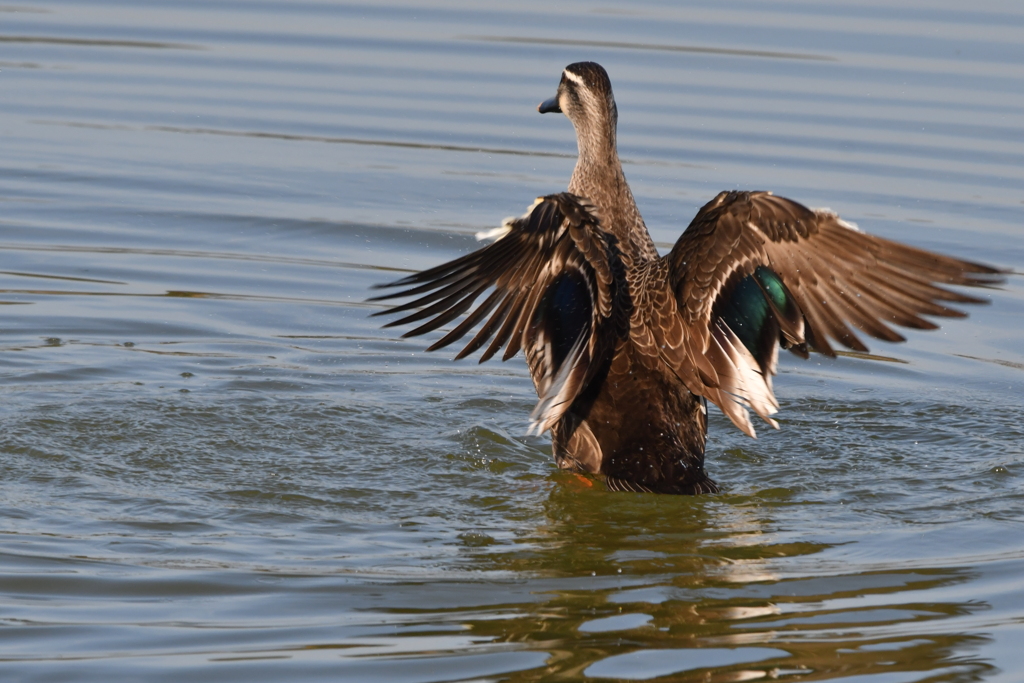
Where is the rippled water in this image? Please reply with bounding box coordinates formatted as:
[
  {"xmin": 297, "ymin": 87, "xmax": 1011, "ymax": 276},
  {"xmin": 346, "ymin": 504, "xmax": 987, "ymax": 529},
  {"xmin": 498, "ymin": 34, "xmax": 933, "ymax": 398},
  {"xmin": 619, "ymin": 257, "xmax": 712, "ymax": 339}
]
[{"xmin": 2, "ymin": 1, "xmax": 1023, "ymax": 681}]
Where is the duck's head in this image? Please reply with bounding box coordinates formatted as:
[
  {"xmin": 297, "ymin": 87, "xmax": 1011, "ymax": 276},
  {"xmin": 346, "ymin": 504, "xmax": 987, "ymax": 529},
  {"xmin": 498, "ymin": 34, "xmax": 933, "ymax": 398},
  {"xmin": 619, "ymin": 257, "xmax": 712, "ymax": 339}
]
[{"xmin": 538, "ymin": 62, "xmax": 618, "ymax": 147}]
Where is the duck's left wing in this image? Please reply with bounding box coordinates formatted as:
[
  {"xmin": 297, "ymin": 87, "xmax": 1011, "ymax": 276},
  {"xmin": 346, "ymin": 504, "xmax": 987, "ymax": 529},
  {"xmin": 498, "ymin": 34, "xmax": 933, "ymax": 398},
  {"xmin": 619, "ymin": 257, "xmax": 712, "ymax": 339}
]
[
  {"xmin": 370, "ymin": 193, "xmax": 625, "ymax": 434},
  {"xmin": 655, "ymin": 190, "xmax": 1004, "ymax": 438}
]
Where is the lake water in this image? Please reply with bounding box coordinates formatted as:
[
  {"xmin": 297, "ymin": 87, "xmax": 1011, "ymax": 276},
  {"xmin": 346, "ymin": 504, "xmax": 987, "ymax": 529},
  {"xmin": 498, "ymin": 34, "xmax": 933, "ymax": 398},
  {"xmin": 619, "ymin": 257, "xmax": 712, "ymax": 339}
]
[{"xmin": 2, "ymin": 1, "xmax": 1023, "ymax": 681}]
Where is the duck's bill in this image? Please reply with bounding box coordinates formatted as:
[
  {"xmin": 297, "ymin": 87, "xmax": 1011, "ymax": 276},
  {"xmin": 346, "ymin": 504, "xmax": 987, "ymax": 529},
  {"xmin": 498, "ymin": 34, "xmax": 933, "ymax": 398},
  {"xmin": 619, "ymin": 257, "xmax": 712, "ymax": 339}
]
[{"xmin": 538, "ymin": 95, "xmax": 561, "ymax": 114}]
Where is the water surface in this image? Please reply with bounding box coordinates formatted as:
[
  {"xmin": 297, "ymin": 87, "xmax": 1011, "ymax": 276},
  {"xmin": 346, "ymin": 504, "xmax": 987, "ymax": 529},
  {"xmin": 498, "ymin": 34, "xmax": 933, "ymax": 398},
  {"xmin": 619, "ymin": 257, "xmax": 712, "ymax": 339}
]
[{"xmin": 2, "ymin": 1, "xmax": 1023, "ymax": 681}]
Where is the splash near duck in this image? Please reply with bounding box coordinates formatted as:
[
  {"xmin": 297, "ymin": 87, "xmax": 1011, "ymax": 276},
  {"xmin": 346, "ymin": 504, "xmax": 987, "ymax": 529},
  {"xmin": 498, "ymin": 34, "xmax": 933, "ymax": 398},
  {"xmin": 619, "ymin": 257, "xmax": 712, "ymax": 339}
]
[{"xmin": 372, "ymin": 62, "xmax": 1004, "ymax": 495}]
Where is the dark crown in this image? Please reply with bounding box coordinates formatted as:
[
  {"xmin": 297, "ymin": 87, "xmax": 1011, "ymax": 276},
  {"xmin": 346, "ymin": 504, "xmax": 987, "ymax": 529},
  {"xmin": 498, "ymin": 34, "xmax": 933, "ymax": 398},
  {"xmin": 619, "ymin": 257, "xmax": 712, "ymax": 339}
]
[{"xmin": 563, "ymin": 62, "xmax": 612, "ymax": 95}]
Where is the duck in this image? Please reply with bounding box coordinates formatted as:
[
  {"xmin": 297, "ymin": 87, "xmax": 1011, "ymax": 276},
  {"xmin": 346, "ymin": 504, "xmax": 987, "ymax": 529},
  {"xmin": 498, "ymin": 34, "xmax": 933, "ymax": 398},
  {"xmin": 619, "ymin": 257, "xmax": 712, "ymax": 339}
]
[{"xmin": 371, "ymin": 61, "xmax": 1003, "ymax": 494}]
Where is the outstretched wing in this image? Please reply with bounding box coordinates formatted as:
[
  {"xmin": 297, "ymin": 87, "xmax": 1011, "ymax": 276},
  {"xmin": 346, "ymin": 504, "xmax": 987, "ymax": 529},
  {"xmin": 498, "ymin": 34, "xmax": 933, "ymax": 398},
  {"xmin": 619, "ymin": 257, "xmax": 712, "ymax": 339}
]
[
  {"xmin": 658, "ymin": 190, "xmax": 1004, "ymax": 437},
  {"xmin": 370, "ymin": 193, "xmax": 625, "ymax": 434}
]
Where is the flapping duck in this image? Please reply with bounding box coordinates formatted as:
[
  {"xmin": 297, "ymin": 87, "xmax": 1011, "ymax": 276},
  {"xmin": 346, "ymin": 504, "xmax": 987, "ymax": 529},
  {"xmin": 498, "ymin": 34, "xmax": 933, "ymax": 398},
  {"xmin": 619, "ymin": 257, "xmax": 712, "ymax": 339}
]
[{"xmin": 372, "ymin": 62, "xmax": 1003, "ymax": 494}]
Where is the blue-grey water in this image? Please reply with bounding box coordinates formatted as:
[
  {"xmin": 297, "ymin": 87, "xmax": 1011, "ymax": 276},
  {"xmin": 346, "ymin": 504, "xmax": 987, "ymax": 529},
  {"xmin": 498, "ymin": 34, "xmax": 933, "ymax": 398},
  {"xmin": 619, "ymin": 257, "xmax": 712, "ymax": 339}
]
[{"xmin": 2, "ymin": 2, "xmax": 1024, "ymax": 681}]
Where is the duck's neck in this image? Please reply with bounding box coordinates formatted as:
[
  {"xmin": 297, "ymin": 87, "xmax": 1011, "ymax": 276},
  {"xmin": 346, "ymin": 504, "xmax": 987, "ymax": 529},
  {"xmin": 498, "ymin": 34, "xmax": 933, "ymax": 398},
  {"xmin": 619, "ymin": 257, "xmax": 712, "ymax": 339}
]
[{"xmin": 567, "ymin": 123, "xmax": 659, "ymax": 263}]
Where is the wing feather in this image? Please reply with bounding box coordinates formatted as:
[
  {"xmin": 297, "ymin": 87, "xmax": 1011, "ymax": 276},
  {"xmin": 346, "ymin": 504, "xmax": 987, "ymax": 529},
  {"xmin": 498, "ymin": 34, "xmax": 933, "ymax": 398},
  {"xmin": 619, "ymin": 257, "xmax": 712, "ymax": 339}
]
[
  {"xmin": 659, "ymin": 190, "xmax": 1004, "ymax": 437},
  {"xmin": 372, "ymin": 193, "xmax": 625, "ymax": 433},
  {"xmin": 454, "ymin": 293, "xmax": 516, "ymax": 360}
]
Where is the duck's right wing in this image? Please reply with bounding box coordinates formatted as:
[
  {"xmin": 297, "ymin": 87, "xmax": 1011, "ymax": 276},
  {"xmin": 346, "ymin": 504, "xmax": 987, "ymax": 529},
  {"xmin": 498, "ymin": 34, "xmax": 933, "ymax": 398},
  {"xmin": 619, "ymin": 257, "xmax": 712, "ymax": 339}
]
[{"xmin": 370, "ymin": 193, "xmax": 626, "ymax": 434}]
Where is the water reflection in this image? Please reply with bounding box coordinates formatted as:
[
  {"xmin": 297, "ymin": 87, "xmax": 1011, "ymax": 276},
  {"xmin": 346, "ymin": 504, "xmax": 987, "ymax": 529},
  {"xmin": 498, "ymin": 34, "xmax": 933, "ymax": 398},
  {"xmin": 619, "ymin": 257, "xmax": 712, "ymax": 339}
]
[
  {"xmin": 405, "ymin": 569, "xmax": 993, "ymax": 679},
  {"xmin": 344, "ymin": 485, "xmax": 995, "ymax": 680}
]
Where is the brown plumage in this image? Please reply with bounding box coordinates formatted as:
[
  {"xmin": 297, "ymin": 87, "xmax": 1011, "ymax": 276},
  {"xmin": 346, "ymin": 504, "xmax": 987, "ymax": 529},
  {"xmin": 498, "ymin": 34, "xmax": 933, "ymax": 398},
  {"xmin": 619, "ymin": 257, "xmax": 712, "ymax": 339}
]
[{"xmin": 371, "ymin": 62, "xmax": 1004, "ymax": 494}]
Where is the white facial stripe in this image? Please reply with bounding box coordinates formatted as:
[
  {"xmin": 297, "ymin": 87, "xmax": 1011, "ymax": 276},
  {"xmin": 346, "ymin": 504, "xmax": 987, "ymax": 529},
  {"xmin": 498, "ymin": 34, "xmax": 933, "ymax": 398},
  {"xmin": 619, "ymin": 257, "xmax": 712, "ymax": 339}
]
[{"xmin": 562, "ymin": 70, "xmax": 584, "ymax": 86}]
